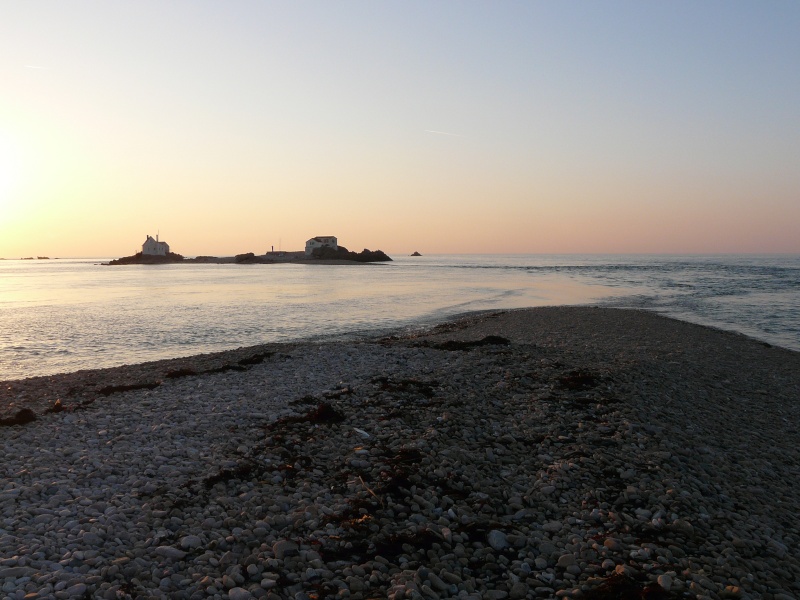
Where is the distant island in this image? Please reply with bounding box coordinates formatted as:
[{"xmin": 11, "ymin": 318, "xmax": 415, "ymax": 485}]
[
  {"xmin": 410, "ymin": 251, "xmax": 422, "ymax": 256},
  {"xmin": 106, "ymin": 234, "xmax": 392, "ymax": 265},
  {"xmin": 107, "ymin": 252, "xmax": 186, "ymax": 265}
]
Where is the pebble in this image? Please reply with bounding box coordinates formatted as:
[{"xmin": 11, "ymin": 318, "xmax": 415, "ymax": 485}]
[
  {"xmin": 180, "ymin": 535, "xmax": 202, "ymax": 549},
  {"xmin": 603, "ymin": 538, "xmax": 620, "ymax": 551},
  {"xmin": 153, "ymin": 546, "xmax": 186, "ymax": 560},
  {"xmin": 487, "ymin": 530, "xmax": 509, "ymax": 551},
  {"xmin": 557, "ymin": 554, "xmax": 576, "ymax": 568},
  {"xmin": 543, "ymin": 521, "xmax": 563, "ymax": 533},
  {"xmin": 65, "ymin": 583, "xmax": 87, "ymax": 597},
  {"xmin": 615, "ymin": 564, "xmax": 639, "ymax": 578},
  {"xmin": 509, "ymin": 582, "xmax": 528, "ymax": 599},
  {"xmin": 273, "ymin": 540, "xmax": 299, "ymax": 560},
  {"xmin": 228, "ymin": 588, "xmax": 253, "ymax": 600},
  {"xmin": 0, "ymin": 568, "xmax": 35, "ymax": 578},
  {"xmin": 657, "ymin": 574, "xmax": 673, "ymax": 591}
]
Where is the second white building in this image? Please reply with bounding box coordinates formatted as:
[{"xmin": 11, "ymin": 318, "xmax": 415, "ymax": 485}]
[{"xmin": 305, "ymin": 236, "xmax": 338, "ymax": 256}]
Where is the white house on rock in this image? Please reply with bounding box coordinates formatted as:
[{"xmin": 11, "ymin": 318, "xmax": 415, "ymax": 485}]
[
  {"xmin": 305, "ymin": 236, "xmax": 337, "ymax": 256},
  {"xmin": 142, "ymin": 235, "xmax": 170, "ymax": 256}
]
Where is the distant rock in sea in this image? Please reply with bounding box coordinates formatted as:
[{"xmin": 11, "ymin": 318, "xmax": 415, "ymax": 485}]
[
  {"xmin": 410, "ymin": 251, "xmax": 422, "ymax": 256},
  {"xmin": 234, "ymin": 252, "xmax": 273, "ymax": 264},
  {"xmin": 310, "ymin": 245, "xmax": 392, "ymax": 262},
  {"xmin": 106, "ymin": 252, "xmax": 185, "ymax": 265}
]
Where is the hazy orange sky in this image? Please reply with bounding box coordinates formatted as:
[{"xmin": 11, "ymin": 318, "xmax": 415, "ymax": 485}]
[{"xmin": 2, "ymin": 2, "xmax": 799, "ymax": 257}]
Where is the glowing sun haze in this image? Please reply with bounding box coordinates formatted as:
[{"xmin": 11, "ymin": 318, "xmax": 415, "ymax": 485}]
[{"xmin": 1, "ymin": 1, "xmax": 799, "ymax": 257}]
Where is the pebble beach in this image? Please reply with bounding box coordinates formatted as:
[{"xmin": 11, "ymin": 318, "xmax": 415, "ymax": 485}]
[{"xmin": 1, "ymin": 307, "xmax": 798, "ymax": 600}]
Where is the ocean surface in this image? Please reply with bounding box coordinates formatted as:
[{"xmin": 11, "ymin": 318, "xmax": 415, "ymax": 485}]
[{"xmin": 1, "ymin": 254, "xmax": 798, "ymax": 380}]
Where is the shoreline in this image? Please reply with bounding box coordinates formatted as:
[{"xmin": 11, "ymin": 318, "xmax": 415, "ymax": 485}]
[
  {"xmin": 2, "ymin": 307, "xmax": 799, "ymax": 598},
  {"xmin": 2, "ymin": 307, "xmax": 797, "ymax": 415}
]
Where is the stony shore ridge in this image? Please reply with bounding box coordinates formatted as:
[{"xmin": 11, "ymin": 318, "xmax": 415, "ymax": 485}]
[{"xmin": 1, "ymin": 307, "xmax": 799, "ymax": 600}]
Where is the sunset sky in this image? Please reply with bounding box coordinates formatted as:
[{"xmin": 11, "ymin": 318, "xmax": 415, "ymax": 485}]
[{"xmin": 1, "ymin": 1, "xmax": 799, "ymax": 257}]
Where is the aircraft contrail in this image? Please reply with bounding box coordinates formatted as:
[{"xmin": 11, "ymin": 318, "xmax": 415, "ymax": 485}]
[{"xmin": 424, "ymin": 129, "xmax": 465, "ymax": 138}]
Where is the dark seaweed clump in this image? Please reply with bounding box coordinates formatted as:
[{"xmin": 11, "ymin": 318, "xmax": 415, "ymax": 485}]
[
  {"xmin": 0, "ymin": 408, "xmax": 37, "ymax": 427},
  {"xmin": 430, "ymin": 336, "xmax": 510, "ymax": 351},
  {"xmin": 583, "ymin": 574, "xmax": 672, "ymax": 600},
  {"xmin": 97, "ymin": 382, "xmax": 161, "ymax": 396}
]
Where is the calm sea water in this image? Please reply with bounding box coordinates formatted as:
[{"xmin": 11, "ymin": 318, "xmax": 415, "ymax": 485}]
[{"xmin": 1, "ymin": 254, "xmax": 798, "ymax": 380}]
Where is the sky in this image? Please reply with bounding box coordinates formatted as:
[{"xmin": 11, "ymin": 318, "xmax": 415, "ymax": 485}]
[{"xmin": 1, "ymin": 1, "xmax": 799, "ymax": 257}]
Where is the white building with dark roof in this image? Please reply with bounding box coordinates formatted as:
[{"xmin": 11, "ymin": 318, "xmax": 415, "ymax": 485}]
[
  {"xmin": 305, "ymin": 236, "xmax": 338, "ymax": 256},
  {"xmin": 142, "ymin": 235, "xmax": 170, "ymax": 256}
]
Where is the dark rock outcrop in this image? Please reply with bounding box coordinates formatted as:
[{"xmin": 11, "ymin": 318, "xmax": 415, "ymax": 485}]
[
  {"xmin": 311, "ymin": 245, "xmax": 392, "ymax": 262},
  {"xmin": 234, "ymin": 253, "xmax": 273, "ymax": 264},
  {"xmin": 410, "ymin": 251, "xmax": 422, "ymax": 256},
  {"xmin": 107, "ymin": 252, "xmax": 184, "ymax": 265}
]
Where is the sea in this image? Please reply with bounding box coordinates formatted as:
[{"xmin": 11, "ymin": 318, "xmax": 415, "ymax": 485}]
[{"xmin": 1, "ymin": 254, "xmax": 798, "ymax": 381}]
